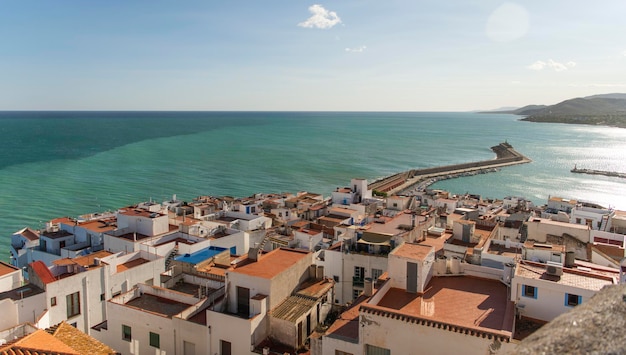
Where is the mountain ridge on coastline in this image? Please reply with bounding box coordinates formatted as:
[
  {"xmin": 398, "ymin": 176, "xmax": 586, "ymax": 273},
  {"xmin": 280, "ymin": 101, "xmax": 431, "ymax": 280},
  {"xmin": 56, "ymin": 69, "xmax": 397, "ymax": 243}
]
[{"xmin": 483, "ymin": 93, "xmax": 626, "ymax": 128}]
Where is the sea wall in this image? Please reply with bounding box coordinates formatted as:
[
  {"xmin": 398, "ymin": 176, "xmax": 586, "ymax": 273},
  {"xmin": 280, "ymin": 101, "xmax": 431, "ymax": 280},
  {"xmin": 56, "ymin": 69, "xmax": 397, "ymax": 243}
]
[{"xmin": 369, "ymin": 143, "xmax": 530, "ymax": 195}]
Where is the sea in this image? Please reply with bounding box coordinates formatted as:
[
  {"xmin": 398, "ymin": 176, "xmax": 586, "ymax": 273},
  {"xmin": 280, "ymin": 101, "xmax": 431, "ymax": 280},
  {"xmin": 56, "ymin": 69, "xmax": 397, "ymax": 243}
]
[{"xmin": 1, "ymin": 111, "xmax": 626, "ymax": 262}]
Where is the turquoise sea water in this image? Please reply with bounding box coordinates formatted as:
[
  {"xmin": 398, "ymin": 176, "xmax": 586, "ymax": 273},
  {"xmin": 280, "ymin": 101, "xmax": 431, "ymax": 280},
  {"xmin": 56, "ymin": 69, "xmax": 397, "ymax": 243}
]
[{"xmin": 1, "ymin": 111, "xmax": 625, "ymax": 262}]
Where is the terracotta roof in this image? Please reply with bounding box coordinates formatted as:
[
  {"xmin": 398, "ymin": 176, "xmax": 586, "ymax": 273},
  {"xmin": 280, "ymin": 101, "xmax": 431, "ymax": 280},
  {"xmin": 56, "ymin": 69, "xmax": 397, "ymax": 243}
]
[
  {"xmin": 72, "ymin": 250, "xmax": 113, "ymax": 268},
  {"xmin": 0, "ymin": 261, "xmax": 19, "ymax": 277},
  {"xmin": 229, "ymin": 248, "xmax": 310, "ymax": 279},
  {"xmin": 0, "ymin": 329, "xmax": 80, "ymax": 355},
  {"xmin": 295, "ymin": 278, "xmax": 334, "ymax": 300},
  {"xmin": 390, "ymin": 243, "xmax": 434, "ymax": 261},
  {"xmin": 362, "ymin": 277, "xmax": 514, "ymax": 341},
  {"xmin": 16, "ymin": 227, "xmax": 40, "ymax": 241},
  {"xmin": 325, "ymin": 294, "xmax": 369, "ymax": 342},
  {"xmin": 116, "ymin": 258, "xmax": 149, "ymax": 273},
  {"xmin": 50, "ymin": 321, "xmax": 117, "ymax": 355},
  {"xmin": 30, "ymin": 261, "xmax": 56, "ymax": 284},
  {"xmin": 515, "ymin": 261, "xmax": 615, "ymax": 291}
]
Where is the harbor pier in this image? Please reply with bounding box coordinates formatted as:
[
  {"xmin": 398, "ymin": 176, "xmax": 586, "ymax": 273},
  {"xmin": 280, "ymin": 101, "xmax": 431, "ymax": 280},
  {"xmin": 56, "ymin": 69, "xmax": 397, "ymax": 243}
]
[{"xmin": 368, "ymin": 142, "xmax": 531, "ymax": 196}]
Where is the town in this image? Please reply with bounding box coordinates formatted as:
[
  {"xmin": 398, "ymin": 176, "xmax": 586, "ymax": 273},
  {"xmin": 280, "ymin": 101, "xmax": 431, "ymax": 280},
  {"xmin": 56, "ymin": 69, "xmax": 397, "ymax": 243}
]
[{"xmin": 2, "ymin": 177, "xmax": 626, "ymax": 354}]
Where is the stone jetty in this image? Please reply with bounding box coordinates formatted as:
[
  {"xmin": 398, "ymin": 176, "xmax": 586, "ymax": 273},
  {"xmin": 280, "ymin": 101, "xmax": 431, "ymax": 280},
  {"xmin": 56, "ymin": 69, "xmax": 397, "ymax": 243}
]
[{"xmin": 368, "ymin": 142, "xmax": 531, "ymax": 196}]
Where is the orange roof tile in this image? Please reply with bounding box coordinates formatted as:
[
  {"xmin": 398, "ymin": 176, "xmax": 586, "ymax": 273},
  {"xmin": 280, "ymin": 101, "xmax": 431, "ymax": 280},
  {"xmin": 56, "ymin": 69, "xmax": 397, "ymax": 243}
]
[
  {"xmin": 0, "ymin": 261, "xmax": 19, "ymax": 277},
  {"xmin": 390, "ymin": 243, "xmax": 434, "ymax": 260},
  {"xmin": 363, "ymin": 277, "xmax": 514, "ymax": 340},
  {"xmin": 51, "ymin": 321, "xmax": 117, "ymax": 355},
  {"xmin": 0, "ymin": 329, "xmax": 80, "ymax": 355},
  {"xmin": 230, "ymin": 248, "xmax": 310, "ymax": 279},
  {"xmin": 16, "ymin": 227, "xmax": 40, "ymax": 241},
  {"xmin": 30, "ymin": 260, "xmax": 56, "ymax": 284}
]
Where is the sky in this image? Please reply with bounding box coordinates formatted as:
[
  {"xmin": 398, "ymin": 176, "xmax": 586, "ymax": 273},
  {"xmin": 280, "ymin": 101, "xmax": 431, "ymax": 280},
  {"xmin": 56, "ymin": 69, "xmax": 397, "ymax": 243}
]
[{"xmin": 1, "ymin": 1, "xmax": 625, "ymax": 111}]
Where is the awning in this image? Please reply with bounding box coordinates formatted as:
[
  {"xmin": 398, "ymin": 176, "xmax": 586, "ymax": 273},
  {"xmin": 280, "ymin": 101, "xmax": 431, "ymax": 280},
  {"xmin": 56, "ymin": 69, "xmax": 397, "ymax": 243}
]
[{"xmin": 357, "ymin": 232, "xmax": 392, "ymax": 246}]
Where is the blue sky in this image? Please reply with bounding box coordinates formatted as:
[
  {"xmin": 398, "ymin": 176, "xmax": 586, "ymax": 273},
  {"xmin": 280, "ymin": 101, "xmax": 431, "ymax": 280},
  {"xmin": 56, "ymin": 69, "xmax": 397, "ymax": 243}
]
[{"xmin": 1, "ymin": 1, "xmax": 625, "ymax": 111}]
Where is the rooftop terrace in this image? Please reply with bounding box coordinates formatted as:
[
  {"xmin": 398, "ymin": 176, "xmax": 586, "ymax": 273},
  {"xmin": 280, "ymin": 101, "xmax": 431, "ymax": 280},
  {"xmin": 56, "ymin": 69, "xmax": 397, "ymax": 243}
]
[{"xmin": 362, "ymin": 276, "xmax": 514, "ymax": 340}]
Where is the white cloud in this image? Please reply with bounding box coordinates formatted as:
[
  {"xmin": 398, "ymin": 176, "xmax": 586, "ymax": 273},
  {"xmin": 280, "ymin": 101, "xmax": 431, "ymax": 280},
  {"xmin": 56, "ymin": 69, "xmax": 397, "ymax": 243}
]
[
  {"xmin": 623, "ymin": 50, "xmax": 626, "ymax": 56},
  {"xmin": 527, "ymin": 59, "xmax": 576, "ymax": 72},
  {"xmin": 298, "ymin": 4, "xmax": 341, "ymax": 29},
  {"xmin": 528, "ymin": 60, "xmax": 546, "ymax": 71},
  {"xmin": 345, "ymin": 45, "xmax": 366, "ymax": 53}
]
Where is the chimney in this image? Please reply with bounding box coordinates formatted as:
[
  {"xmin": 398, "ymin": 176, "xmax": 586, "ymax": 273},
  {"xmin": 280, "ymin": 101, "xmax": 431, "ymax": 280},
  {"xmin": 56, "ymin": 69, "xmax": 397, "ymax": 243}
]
[{"xmin": 363, "ymin": 277, "xmax": 373, "ymax": 297}]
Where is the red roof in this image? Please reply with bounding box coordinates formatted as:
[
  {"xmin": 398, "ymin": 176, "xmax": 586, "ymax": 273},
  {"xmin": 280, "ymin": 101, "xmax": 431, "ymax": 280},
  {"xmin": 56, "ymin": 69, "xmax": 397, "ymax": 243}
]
[{"xmin": 30, "ymin": 261, "xmax": 56, "ymax": 285}]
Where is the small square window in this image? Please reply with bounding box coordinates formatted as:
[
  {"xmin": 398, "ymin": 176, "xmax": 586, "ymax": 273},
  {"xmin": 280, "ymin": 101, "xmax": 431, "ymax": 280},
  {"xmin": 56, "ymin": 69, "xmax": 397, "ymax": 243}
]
[
  {"xmin": 150, "ymin": 332, "xmax": 160, "ymax": 348},
  {"xmin": 100, "ymin": 293, "xmax": 105, "ymax": 301},
  {"xmin": 122, "ymin": 325, "xmax": 132, "ymax": 342},
  {"xmin": 333, "ymin": 275, "xmax": 339, "ymax": 282},
  {"xmin": 51, "ymin": 297, "xmax": 57, "ymax": 307},
  {"xmin": 522, "ymin": 285, "xmax": 537, "ymax": 299},
  {"xmin": 565, "ymin": 293, "xmax": 581, "ymax": 307}
]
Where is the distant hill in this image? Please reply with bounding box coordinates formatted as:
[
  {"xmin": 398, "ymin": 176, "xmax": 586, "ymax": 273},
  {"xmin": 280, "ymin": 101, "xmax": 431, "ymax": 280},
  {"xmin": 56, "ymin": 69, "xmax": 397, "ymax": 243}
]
[
  {"xmin": 505, "ymin": 93, "xmax": 626, "ymax": 128},
  {"xmin": 479, "ymin": 104, "xmax": 547, "ymax": 115}
]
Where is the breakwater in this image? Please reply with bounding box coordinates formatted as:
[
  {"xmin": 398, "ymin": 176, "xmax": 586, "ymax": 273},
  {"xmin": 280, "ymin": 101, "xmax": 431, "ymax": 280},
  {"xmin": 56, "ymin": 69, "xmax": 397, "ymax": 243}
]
[
  {"xmin": 369, "ymin": 142, "xmax": 531, "ymax": 195},
  {"xmin": 571, "ymin": 166, "xmax": 626, "ymax": 179}
]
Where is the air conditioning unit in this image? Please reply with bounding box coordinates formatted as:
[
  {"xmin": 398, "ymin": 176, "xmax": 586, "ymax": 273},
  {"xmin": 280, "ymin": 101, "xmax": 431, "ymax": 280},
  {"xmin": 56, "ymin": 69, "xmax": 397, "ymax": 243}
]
[{"xmin": 546, "ymin": 261, "xmax": 563, "ymax": 276}]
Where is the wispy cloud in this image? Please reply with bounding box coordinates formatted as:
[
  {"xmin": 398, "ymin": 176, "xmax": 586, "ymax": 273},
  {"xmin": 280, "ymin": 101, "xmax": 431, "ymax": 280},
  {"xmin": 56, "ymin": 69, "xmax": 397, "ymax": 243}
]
[
  {"xmin": 345, "ymin": 45, "xmax": 366, "ymax": 53},
  {"xmin": 527, "ymin": 59, "xmax": 576, "ymax": 72},
  {"xmin": 298, "ymin": 4, "xmax": 341, "ymax": 29},
  {"xmin": 623, "ymin": 50, "xmax": 626, "ymax": 57}
]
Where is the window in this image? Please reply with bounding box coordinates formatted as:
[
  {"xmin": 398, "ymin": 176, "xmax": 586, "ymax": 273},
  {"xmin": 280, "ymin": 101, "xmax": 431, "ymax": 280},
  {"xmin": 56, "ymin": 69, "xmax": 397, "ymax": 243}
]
[
  {"xmin": 149, "ymin": 332, "xmax": 160, "ymax": 348},
  {"xmin": 336, "ymin": 351, "xmax": 354, "ymax": 355},
  {"xmin": 122, "ymin": 325, "xmax": 132, "ymax": 342},
  {"xmin": 183, "ymin": 341, "xmax": 196, "ymax": 355},
  {"xmin": 565, "ymin": 293, "xmax": 582, "ymax": 307},
  {"xmin": 371, "ymin": 268, "xmax": 383, "ymax": 280},
  {"xmin": 522, "ymin": 285, "xmax": 537, "ymax": 299},
  {"xmin": 354, "ymin": 266, "xmax": 365, "ymax": 279},
  {"xmin": 220, "ymin": 340, "xmax": 232, "ymax": 355},
  {"xmin": 66, "ymin": 292, "xmax": 80, "ymax": 318},
  {"xmin": 352, "ymin": 288, "xmax": 361, "ymax": 300},
  {"xmin": 365, "ymin": 344, "xmax": 391, "ymax": 355},
  {"xmin": 333, "ymin": 275, "xmax": 339, "ymax": 282},
  {"xmin": 100, "ymin": 293, "xmax": 105, "ymax": 301},
  {"xmin": 51, "ymin": 297, "xmax": 57, "ymax": 307}
]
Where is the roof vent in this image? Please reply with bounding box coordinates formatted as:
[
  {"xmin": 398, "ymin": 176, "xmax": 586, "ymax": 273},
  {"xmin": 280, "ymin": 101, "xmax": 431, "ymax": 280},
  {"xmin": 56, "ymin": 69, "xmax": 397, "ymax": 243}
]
[{"xmin": 546, "ymin": 261, "xmax": 563, "ymax": 276}]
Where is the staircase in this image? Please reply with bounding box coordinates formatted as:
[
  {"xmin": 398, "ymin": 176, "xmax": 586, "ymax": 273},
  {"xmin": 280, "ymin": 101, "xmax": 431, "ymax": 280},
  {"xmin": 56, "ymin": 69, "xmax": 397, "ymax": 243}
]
[
  {"xmin": 519, "ymin": 224, "xmax": 528, "ymax": 243},
  {"xmin": 165, "ymin": 245, "xmax": 179, "ymax": 270}
]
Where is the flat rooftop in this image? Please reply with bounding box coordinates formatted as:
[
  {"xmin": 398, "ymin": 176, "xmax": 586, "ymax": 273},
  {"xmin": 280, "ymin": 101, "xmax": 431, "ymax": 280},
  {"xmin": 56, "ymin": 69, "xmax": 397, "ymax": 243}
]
[
  {"xmin": 364, "ymin": 276, "xmax": 514, "ymax": 338},
  {"xmin": 367, "ymin": 213, "xmax": 417, "ymax": 236},
  {"xmin": 0, "ymin": 261, "xmax": 19, "ymax": 277},
  {"xmin": 515, "ymin": 261, "xmax": 615, "ymax": 291},
  {"xmin": 390, "ymin": 243, "xmax": 434, "ymax": 261},
  {"xmin": 116, "ymin": 258, "xmax": 149, "ymax": 273},
  {"xmin": 0, "ymin": 283, "xmax": 45, "ymax": 301},
  {"xmin": 230, "ymin": 248, "xmax": 310, "ymax": 279},
  {"xmin": 125, "ymin": 294, "xmax": 191, "ymax": 318}
]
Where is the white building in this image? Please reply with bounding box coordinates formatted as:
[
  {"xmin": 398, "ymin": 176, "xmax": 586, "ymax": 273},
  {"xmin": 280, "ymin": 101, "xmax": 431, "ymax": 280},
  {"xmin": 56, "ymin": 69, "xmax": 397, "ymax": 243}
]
[
  {"xmin": 96, "ymin": 283, "xmax": 213, "ymax": 355},
  {"xmin": 570, "ymin": 203, "xmax": 613, "ymax": 230},
  {"xmin": 331, "ymin": 178, "xmax": 372, "ymax": 207},
  {"xmin": 28, "ymin": 250, "xmax": 164, "ymax": 334},
  {"xmin": 511, "ymin": 260, "xmax": 617, "ymax": 322},
  {"xmin": 318, "ymin": 243, "xmax": 517, "ymax": 355},
  {"xmin": 203, "ymin": 248, "xmax": 316, "ymax": 354}
]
